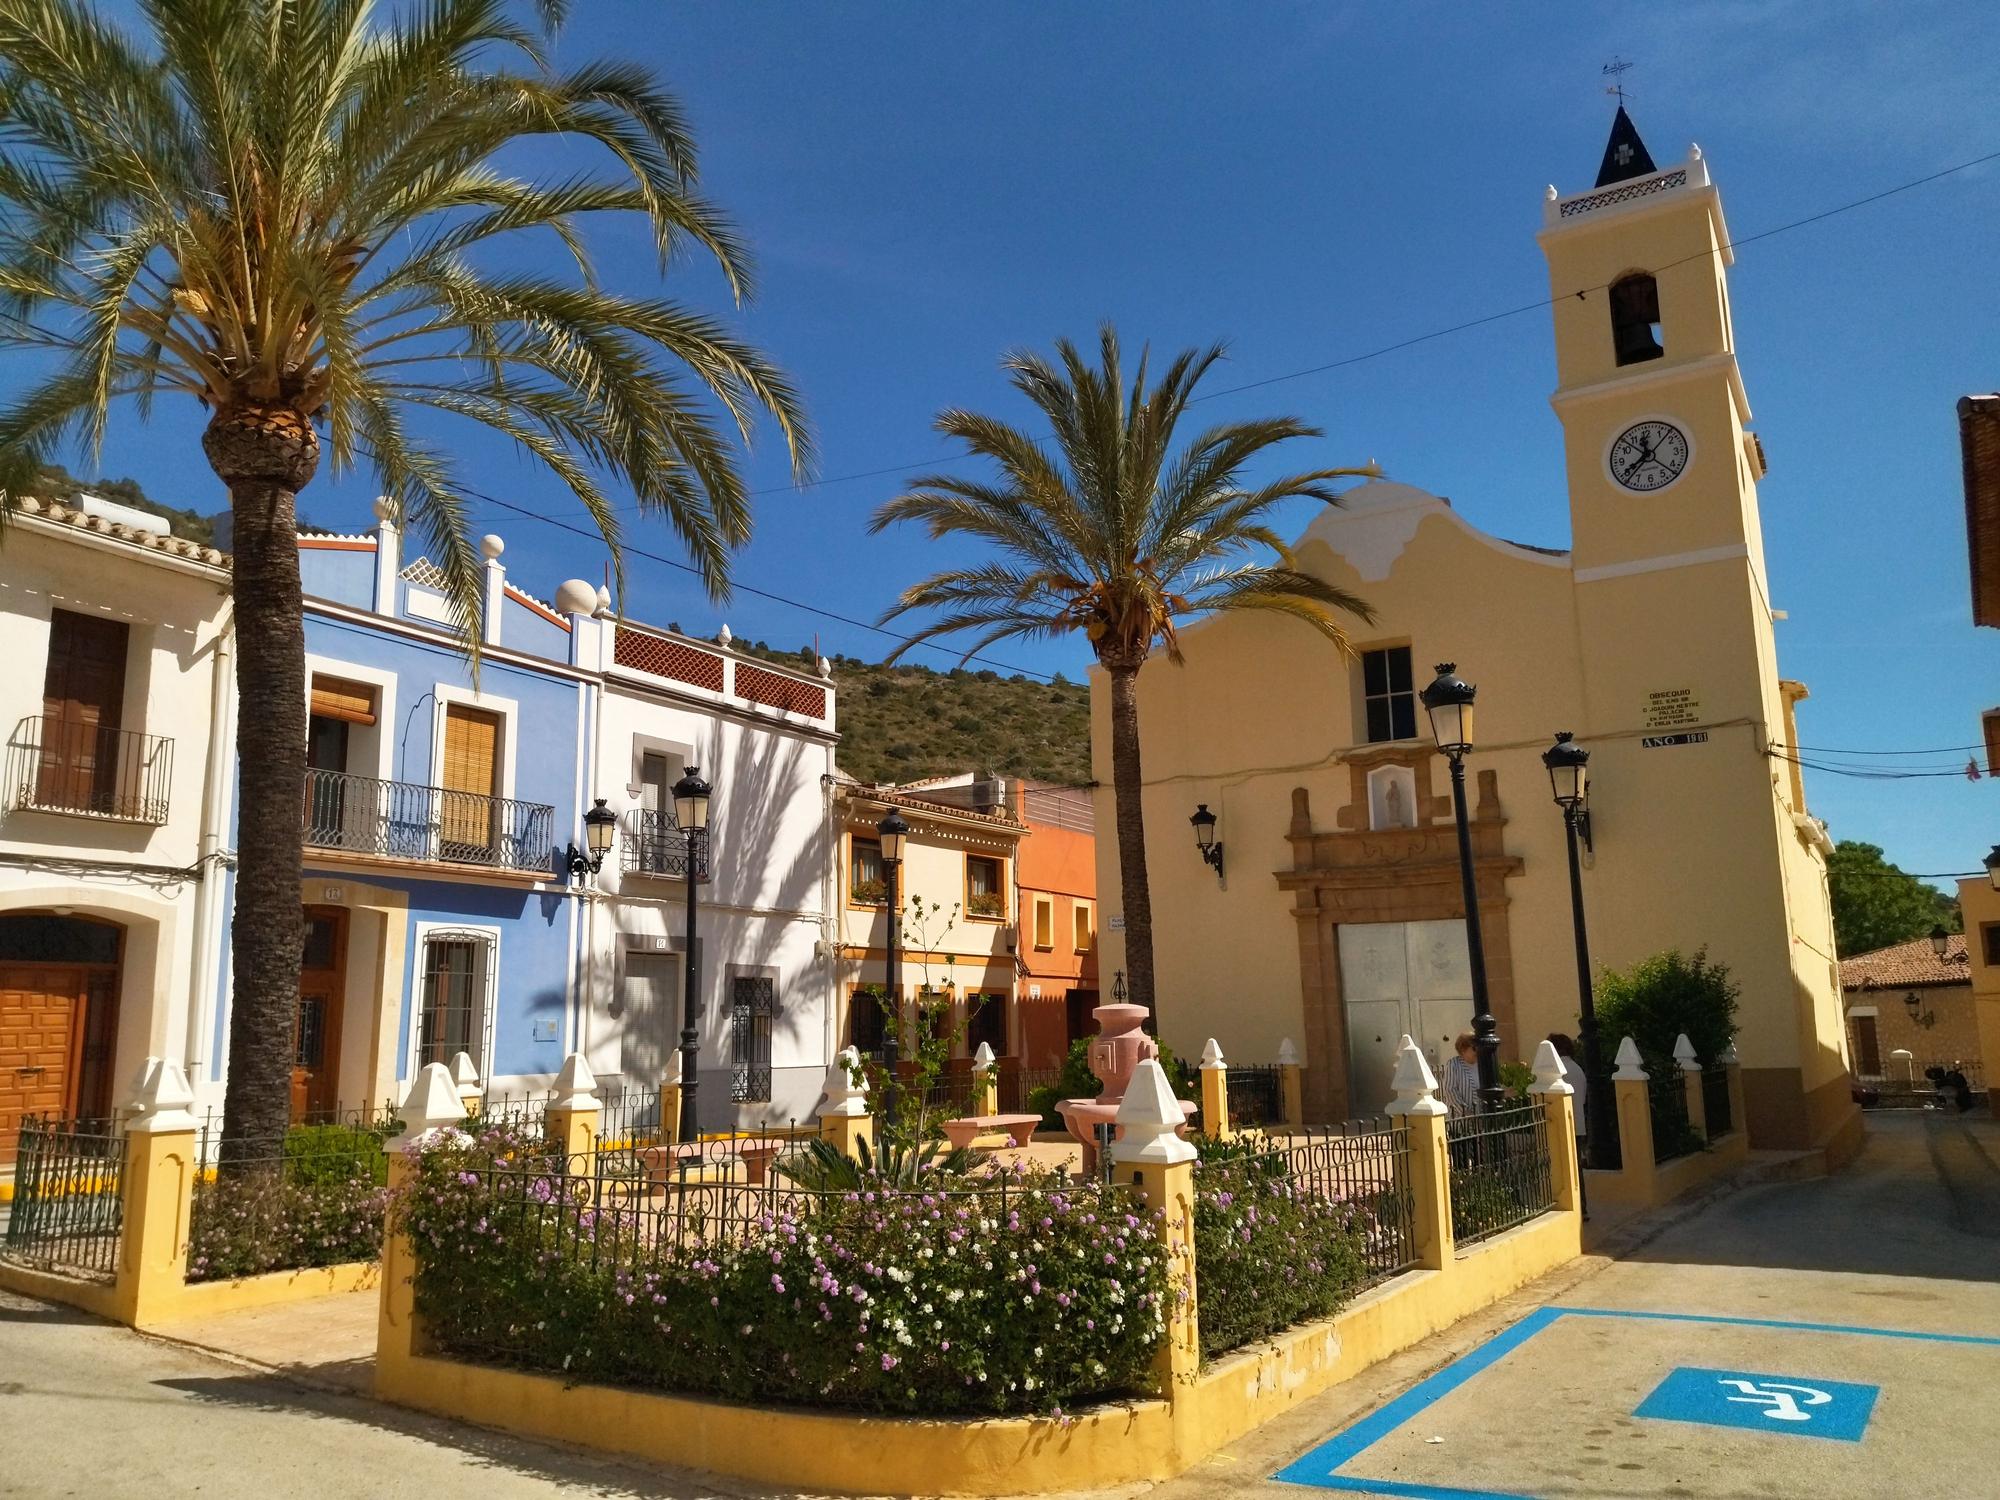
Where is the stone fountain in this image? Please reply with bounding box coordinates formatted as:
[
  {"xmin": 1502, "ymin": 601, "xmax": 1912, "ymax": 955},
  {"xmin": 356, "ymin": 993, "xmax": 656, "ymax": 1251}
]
[{"xmin": 1056, "ymin": 1003, "xmax": 1197, "ymax": 1173}]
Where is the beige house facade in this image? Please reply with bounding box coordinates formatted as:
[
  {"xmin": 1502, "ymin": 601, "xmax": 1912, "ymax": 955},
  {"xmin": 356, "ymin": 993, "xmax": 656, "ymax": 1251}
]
[{"xmin": 1089, "ymin": 115, "xmax": 1856, "ymax": 1156}]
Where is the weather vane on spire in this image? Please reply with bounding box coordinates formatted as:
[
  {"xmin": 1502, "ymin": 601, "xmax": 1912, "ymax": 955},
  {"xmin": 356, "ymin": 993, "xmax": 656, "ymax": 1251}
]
[{"xmin": 1602, "ymin": 56, "xmax": 1635, "ymax": 106}]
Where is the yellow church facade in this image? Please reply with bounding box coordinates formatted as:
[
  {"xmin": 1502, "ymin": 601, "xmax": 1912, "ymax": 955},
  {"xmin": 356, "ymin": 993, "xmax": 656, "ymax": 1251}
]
[{"xmin": 1089, "ymin": 117, "xmax": 1859, "ymax": 1157}]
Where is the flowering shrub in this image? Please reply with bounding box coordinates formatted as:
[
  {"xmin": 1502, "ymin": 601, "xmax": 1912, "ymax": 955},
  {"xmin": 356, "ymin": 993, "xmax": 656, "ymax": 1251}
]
[
  {"xmin": 398, "ymin": 1128, "xmax": 1167, "ymax": 1415},
  {"xmin": 1192, "ymin": 1136, "xmax": 1368, "ymax": 1358},
  {"xmin": 187, "ymin": 1124, "xmax": 391, "ymax": 1282}
]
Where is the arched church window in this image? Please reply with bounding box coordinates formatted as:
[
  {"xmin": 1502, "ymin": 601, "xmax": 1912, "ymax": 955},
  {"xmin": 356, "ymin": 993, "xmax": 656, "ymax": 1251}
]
[{"xmin": 1610, "ymin": 273, "xmax": 1663, "ymax": 366}]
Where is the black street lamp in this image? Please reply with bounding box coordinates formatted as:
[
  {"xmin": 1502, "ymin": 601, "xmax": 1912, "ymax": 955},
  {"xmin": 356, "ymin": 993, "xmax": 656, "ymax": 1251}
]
[
  {"xmin": 1542, "ymin": 731, "xmax": 1613, "ymax": 1164},
  {"xmin": 1929, "ymin": 925, "xmax": 1951, "ymax": 961},
  {"xmin": 565, "ymin": 797, "xmax": 617, "ymax": 881},
  {"xmin": 1985, "ymin": 845, "xmax": 2000, "ymax": 891},
  {"xmin": 1421, "ymin": 662, "xmax": 1503, "ymax": 1110},
  {"xmin": 878, "ymin": 807, "xmax": 909, "ymax": 1122},
  {"xmin": 672, "ymin": 766, "xmax": 712, "ymax": 1143},
  {"xmin": 1189, "ymin": 804, "xmax": 1225, "ymax": 882}
]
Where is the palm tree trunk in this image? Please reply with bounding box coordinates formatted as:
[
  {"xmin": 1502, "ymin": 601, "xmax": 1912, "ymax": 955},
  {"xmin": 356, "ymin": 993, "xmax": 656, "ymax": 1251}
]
[
  {"xmin": 1106, "ymin": 663, "xmax": 1155, "ymax": 1022},
  {"xmin": 204, "ymin": 407, "xmax": 318, "ymax": 1159}
]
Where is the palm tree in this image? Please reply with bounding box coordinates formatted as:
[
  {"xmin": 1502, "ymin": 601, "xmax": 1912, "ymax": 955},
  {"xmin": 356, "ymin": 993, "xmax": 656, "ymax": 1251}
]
[
  {"xmin": 0, "ymin": 0, "xmax": 809, "ymax": 1154},
  {"xmin": 872, "ymin": 327, "xmax": 1374, "ymax": 1020}
]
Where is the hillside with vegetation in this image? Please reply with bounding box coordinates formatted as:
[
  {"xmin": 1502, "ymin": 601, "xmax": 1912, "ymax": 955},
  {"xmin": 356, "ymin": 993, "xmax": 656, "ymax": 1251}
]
[{"xmin": 730, "ymin": 638, "xmax": 1092, "ymax": 786}]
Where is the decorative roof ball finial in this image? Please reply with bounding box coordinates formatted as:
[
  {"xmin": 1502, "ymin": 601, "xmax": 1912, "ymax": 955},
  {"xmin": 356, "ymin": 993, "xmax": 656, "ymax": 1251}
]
[
  {"xmin": 479, "ymin": 533, "xmax": 504, "ymax": 561},
  {"xmin": 372, "ymin": 495, "xmax": 395, "ymax": 522},
  {"xmin": 717, "ymin": 623, "xmax": 733, "ymax": 649}
]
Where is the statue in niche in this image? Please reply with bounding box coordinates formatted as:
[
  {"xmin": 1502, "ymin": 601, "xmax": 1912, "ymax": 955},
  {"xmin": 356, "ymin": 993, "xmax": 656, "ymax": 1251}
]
[
  {"xmin": 1385, "ymin": 778, "xmax": 1407, "ymax": 829},
  {"xmin": 1368, "ymin": 763, "xmax": 1417, "ymax": 831}
]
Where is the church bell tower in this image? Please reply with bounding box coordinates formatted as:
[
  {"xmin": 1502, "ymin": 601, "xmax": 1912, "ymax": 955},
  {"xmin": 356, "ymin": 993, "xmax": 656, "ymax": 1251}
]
[{"xmin": 1538, "ymin": 109, "xmax": 1778, "ymax": 728}]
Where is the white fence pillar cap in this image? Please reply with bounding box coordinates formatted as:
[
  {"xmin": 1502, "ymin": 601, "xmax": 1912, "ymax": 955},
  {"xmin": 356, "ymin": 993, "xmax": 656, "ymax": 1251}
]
[
  {"xmin": 819, "ymin": 1046, "xmax": 870, "ymax": 1119},
  {"xmin": 1527, "ymin": 1039, "xmax": 1573, "ymax": 1096},
  {"xmin": 125, "ymin": 1057, "xmax": 198, "ymax": 1134},
  {"xmin": 551, "ymin": 1052, "xmax": 599, "ymax": 1110},
  {"xmin": 1276, "ymin": 1038, "xmax": 1301, "ymax": 1067},
  {"xmin": 1673, "ymin": 1034, "xmax": 1701, "ymax": 1073},
  {"xmin": 1612, "ymin": 1036, "xmax": 1649, "ymax": 1081},
  {"xmin": 1110, "ymin": 1059, "xmax": 1197, "ymax": 1165},
  {"xmin": 450, "ymin": 1050, "xmax": 483, "ymax": 1094},
  {"xmin": 1385, "ymin": 1035, "xmax": 1448, "ymax": 1117},
  {"xmin": 972, "ymin": 1041, "xmax": 997, "ymax": 1072},
  {"xmin": 1720, "ymin": 1039, "xmax": 1741, "ymax": 1067},
  {"xmin": 1199, "ymin": 1038, "xmax": 1227, "ymax": 1071},
  {"xmin": 394, "ymin": 1062, "xmax": 469, "ymax": 1150}
]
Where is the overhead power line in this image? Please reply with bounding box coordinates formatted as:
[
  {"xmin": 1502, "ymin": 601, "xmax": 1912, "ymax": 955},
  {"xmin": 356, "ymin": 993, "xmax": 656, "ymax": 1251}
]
[{"xmin": 463, "ymin": 484, "xmax": 1065, "ymax": 682}]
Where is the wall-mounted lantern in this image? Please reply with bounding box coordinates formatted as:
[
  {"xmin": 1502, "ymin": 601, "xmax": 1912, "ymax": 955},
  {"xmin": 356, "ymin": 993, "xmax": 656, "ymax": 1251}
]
[
  {"xmin": 566, "ymin": 798, "xmax": 617, "ymax": 881},
  {"xmin": 1190, "ymin": 803, "xmax": 1224, "ymax": 883}
]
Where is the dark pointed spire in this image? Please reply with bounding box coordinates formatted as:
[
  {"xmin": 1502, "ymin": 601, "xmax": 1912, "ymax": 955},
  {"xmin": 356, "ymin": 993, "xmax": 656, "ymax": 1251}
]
[{"xmin": 1595, "ymin": 105, "xmax": 1657, "ymax": 187}]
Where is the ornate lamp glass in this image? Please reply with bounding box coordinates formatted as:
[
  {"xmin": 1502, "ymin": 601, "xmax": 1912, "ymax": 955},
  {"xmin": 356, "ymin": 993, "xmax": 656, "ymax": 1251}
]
[
  {"xmin": 1541, "ymin": 732, "xmax": 1589, "ymax": 808},
  {"xmin": 672, "ymin": 766, "xmax": 712, "ymax": 832},
  {"xmin": 1929, "ymin": 925, "xmax": 1950, "ymax": 961},
  {"xmin": 877, "ymin": 807, "xmax": 909, "ymax": 862},
  {"xmin": 582, "ymin": 797, "xmax": 617, "ymax": 860},
  {"xmin": 1420, "ymin": 662, "xmax": 1477, "ymax": 755},
  {"xmin": 1189, "ymin": 803, "xmax": 1217, "ymax": 852}
]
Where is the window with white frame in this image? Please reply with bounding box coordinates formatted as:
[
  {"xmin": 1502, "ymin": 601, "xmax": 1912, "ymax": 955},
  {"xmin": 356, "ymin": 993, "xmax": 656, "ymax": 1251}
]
[{"xmin": 416, "ymin": 929, "xmax": 497, "ymax": 1073}]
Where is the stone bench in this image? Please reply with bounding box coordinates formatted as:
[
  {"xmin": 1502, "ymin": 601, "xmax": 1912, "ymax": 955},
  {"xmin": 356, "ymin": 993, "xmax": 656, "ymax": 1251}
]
[{"xmin": 940, "ymin": 1114, "xmax": 1043, "ymax": 1151}]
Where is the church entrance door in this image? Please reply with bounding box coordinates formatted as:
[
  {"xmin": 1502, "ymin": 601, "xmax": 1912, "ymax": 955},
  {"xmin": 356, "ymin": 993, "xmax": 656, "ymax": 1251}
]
[{"xmin": 1336, "ymin": 919, "xmax": 1473, "ymax": 1116}]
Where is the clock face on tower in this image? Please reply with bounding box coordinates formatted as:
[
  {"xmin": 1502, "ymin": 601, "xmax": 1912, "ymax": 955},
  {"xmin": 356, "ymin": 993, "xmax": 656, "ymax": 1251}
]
[{"xmin": 1607, "ymin": 419, "xmax": 1691, "ymax": 493}]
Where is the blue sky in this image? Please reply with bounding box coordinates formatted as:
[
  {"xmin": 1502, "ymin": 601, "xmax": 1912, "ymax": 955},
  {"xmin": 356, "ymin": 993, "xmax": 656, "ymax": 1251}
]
[{"xmin": 23, "ymin": 1, "xmax": 2000, "ymax": 884}]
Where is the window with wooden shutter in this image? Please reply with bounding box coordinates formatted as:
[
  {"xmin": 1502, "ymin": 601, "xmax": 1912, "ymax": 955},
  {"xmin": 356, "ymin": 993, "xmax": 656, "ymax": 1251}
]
[
  {"xmin": 439, "ymin": 705, "xmax": 500, "ymax": 858},
  {"xmin": 1032, "ymin": 895, "xmax": 1054, "ymax": 949},
  {"xmin": 310, "ymin": 676, "xmax": 378, "ymax": 725}
]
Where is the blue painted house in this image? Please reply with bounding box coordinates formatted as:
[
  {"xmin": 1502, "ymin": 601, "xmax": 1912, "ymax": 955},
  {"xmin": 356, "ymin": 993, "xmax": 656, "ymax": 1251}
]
[{"xmin": 210, "ymin": 503, "xmax": 596, "ymax": 1116}]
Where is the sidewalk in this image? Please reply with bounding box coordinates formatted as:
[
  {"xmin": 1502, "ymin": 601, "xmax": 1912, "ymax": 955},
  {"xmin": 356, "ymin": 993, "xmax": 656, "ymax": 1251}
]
[{"xmin": 152, "ymin": 1283, "xmax": 377, "ymax": 1394}]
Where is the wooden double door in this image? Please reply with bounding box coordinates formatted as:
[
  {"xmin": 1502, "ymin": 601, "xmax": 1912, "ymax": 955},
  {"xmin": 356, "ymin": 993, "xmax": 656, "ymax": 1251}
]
[{"xmin": 0, "ymin": 944, "xmax": 119, "ymax": 1165}]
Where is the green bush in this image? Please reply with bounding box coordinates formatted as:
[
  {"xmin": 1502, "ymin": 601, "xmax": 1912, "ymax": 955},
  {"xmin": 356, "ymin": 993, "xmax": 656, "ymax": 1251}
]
[
  {"xmin": 400, "ymin": 1128, "xmax": 1167, "ymax": 1416},
  {"xmin": 1594, "ymin": 948, "xmax": 1740, "ymax": 1076},
  {"xmin": 1192, "ymin": 1136, "xmax": 1369, "ymax": 1358},
  {"xmin": 282, "ymin": 1122, "xmax": 395, "ymax": 1188}
]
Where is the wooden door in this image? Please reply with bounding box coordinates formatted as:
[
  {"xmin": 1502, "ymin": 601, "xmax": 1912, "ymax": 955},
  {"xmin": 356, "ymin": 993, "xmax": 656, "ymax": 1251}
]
[
  {"xmin": 293, "ymin": 907, "xmax": 347, "ymax": 1120},
  {"xmin": 439, "ymin": 705, "xmax": 501, "ymax": 860},
  {"xmin": 38, "ymin": 609, "xmax": 129, "ymax": 810},
  {"xmin": 1, "ymin": 966, "xmax": 83, "ymax": 1164}
]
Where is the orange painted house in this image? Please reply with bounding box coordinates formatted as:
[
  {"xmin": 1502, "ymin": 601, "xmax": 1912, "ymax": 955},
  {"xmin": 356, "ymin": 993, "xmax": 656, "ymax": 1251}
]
[{"xmin": 1011, "ymin": 781, "xmax": 1099, "ymax": 1073}]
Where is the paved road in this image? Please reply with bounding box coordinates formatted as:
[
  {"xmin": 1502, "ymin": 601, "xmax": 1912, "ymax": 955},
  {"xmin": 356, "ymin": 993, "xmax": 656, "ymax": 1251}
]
[
  {"xmin": 0, "ymin": 1294, "xmax": 748, "ymax": 1499},
  {"xmin": 1166, "ymin": 1110, "xmax": 2000, "ymax": 1500},
  {"xmin": 2, "ymin": 1113, "xmax": 1994, "ymax": 1499}
]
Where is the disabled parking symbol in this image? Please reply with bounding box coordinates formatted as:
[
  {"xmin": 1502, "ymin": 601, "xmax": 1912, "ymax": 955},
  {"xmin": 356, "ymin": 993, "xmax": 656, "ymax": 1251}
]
[{"xmin": 1636, "ymin": 1367, "xmax": 1878, "ymax": 1442}]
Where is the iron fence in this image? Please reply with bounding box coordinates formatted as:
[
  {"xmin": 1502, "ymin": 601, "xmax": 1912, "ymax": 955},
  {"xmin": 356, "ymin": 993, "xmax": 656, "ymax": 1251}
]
[
  {"xmin": 1857, "ymin": 1060, "xmax": 1986, "ymax": 1112},
  {"xmin": 186, "ymin": 1116, "xmax": 393, "ymax": 1282},
  {"xmin": 7, "ymin": 715, "xmax": 173, "ymax": 823},
  {"xmin": 1701, "ymin": 1066, "xmax": 1733, "ymax": 1137},
  {"xmin": 1002, "ymin": 1065, "xmax": 1062, "ymax": 1118},
  {"xmin": 1647, "ymin": 1070, "xmax": 1698, "ymax": 1163},
  {"xmin": 1446, "ymin": 1102, "xmax": 1554, "ymax": 1246},
  {"xmin": 479, "ymin": 1089, "xmax": 554, "ymax": 1134},
  {"xmin": 301, "ymin": 765, "xmax": 556, "ymax": 872},
  {"xmin": 1278, "ymin": 1120, "xmax": 1419, "ymax": 1283},
  {"xmin": 2, "ymin": 1115, "xmax": 125, "ymax": 1280},
  {"xmin": 1229, "ymin": 1065, "xmax": 1285, "ymax": 1128}
]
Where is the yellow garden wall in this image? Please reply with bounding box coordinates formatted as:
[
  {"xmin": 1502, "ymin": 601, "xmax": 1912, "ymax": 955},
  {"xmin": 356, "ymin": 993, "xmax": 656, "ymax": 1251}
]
[{"xmin": 374, "ymin": 1208, "xmax": 1580, "ymax": 1496}]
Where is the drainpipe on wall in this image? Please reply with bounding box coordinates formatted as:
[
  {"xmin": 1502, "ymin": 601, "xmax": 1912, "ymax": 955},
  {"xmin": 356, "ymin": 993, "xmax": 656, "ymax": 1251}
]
[
  {"xmin": 184, "ymin": 598, "xmax": 236, "ymax": 1077},
  {"xmin": 820, "ymin": 763, "xmax": 839, "ymax": 1067}
]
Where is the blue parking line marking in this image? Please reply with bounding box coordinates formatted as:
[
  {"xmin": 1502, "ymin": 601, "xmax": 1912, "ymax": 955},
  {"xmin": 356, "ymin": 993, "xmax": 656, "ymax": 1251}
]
[{"xmin": 1274, "ymin": 1306, "xmax": 2000, "ymax": 1495}]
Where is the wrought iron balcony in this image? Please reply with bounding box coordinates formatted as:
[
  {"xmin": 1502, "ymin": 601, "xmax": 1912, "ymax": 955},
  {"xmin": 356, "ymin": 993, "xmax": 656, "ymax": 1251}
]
[
  {"xmin": 7, "ymin": 716, "xmax": 173, "ymax": 824},
  {"xmin": 619, "ymin": 808, "xmax": 712, "ymax": 881},
  {"xmin": 302, "ymin": 766, "xmax": 555, "ymax": 873}
]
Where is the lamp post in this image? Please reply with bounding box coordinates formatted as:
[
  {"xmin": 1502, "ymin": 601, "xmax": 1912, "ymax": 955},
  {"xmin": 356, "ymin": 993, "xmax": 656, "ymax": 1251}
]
[
  {"xmin": 1985, "ymin": 845, "xmax": 2000, "ymax": 891},
  {"xmin": 565, "ymin": 797, "xmax": 618, "ymax": 882},
  {"xmin": 1929, "ymin": 925, "xmax": 1951, "ymax": 961},
  {"xmin": 672, "ymin": 767, "xmax": 712, "ymax": 1144},
  {"xmin": 1421, "ymin": 662, "xmax": 1502, "ymax": 1110},
  {"xmin": 878, "ymin": 808, "xmax": 909, "ymax": 1123},
  {"xmin": 1542, "ymin": 731, "xmax": 1613, "ymax": 1163}
]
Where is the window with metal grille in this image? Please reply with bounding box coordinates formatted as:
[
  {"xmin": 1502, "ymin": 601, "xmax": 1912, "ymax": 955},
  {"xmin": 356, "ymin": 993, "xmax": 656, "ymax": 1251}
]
[
  {"xmin": 417, "ymin": 931, "xmax": 493, "ymax": 1071},
  {"xmin": 730, "ymin": 975, "xmax": 776, "ymax": 1103},
  {"xmin": 1361, "ymin": 646, "xmax": 1417, "ymax": 743},
  {"xmin": 967, "ymin": 991, "xmax": 1008, "ymax": 1057},
  {"xmin": 848, "ymin": 987, "xmax": 886, "ymax": 1057}
]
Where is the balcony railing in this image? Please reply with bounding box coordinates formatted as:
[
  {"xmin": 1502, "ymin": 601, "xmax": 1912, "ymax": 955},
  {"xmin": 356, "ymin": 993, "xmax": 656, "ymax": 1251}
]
[
  {"xmin": 302, "ymin": 766, "xmax": 555, "ymax": 873},
  {"xmin": 619, "ymin": 808, "xmax": 711, "ymax": 881},
  {"xmin": 7, "ymin": 716, "xmax": 173, "ymax": 824}
]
